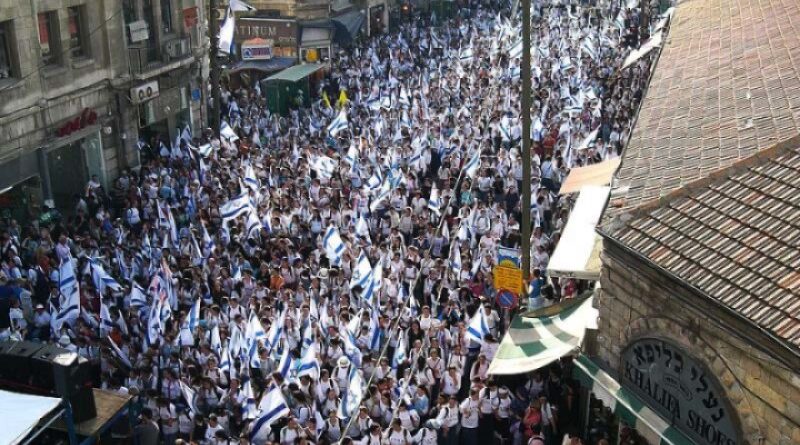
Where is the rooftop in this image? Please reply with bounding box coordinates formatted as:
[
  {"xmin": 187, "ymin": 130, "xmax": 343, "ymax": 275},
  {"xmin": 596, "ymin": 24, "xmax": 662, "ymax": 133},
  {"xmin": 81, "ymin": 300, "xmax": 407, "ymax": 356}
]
[
  {"xmin": 605, "ymin": 0, "xmax": 800, "ymax": 218},
  {"xmin": 602, "ymin": 0, "xmax": 800, "ymax": 348}
]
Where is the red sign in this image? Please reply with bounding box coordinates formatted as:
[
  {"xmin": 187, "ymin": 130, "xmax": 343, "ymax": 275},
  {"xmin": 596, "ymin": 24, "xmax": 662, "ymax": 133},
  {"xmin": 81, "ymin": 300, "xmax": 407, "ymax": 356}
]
[
  {"xmin": 183, "ymin": 7, "xmax": 198, "ymax": 28},
  {"xmin": 56, "ymin": 108, "xmax": 97, "ymax": 138}
]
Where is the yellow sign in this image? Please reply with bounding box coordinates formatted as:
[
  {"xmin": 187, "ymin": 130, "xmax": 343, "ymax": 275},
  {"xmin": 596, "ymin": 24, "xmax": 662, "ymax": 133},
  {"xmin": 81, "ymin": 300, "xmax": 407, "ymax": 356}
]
[{"xmin": 493, "ymin": 266, "xmax": 523, "ymax": 295}]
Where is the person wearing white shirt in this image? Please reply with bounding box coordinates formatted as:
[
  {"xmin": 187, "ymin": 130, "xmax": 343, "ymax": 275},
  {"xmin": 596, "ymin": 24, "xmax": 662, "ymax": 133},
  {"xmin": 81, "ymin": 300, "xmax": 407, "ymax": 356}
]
[
  {"xmin": 435, "ymin": 396, "xmax": 460, "ymax": 445},
  {"xmin": 383, "ymin": 419, "xmax": 412, "ymax": 445},
  {"xmin": 459, "ymin": 390, "xmax": 481, "ymax": 445},
  {"xmin": 441, "ymin": 366, "xmax": 461, "ymax": 398}
]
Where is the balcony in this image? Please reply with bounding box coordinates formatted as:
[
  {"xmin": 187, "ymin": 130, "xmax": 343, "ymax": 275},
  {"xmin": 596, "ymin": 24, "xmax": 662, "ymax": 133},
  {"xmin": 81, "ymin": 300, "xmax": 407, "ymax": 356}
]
[{"xmin": 127, "ymin": 37, "xmax": 196, "ymax": 80}]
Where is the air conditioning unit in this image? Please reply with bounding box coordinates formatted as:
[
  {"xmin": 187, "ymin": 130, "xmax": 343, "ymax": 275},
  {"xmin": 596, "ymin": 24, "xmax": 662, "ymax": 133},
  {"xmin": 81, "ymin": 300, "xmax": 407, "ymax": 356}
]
[
  {"xmin": 130, "ymin": 80, "xmax": 160, "ymax": 105},
  {"xmin": 164, "ymin": 38, "xmax": 190, "ymax": 60}
]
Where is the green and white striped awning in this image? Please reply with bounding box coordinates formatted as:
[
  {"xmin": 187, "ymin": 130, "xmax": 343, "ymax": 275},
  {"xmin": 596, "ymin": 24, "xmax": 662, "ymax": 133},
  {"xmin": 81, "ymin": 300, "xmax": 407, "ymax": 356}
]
[
  {"xmin": 573, "ymin": 355, "xmax": 694, "ymax": 445},
  {"xmin": 488, "ymin": 296, "xmax": 597, "ymax": 375}
]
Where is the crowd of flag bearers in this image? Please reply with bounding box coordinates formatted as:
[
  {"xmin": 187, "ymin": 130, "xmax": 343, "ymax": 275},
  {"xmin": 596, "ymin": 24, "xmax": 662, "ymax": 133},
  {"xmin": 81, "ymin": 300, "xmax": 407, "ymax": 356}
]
[{"xmin": 0, "ymin": 0, "xmax": 662, "ymax": 444}]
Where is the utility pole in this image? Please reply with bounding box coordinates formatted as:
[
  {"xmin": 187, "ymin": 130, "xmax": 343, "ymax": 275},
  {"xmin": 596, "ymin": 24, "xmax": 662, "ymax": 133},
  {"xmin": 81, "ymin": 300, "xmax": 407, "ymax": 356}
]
[
  {"xmin": 209, "ymin": 0, "xmax": 221, "ymax": 135},
  {"xmin": 520, "ymin": 0, "xmax": 532, "ymax": 287}
]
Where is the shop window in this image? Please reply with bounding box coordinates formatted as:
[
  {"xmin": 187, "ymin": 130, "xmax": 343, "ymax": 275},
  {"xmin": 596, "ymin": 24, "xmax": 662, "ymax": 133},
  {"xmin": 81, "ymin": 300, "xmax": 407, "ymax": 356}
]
[
  {"xmin": 38, "ymin": 11, "xmax": 61, "ymax": 66},
  {"xmin": 161, "ymin": 0, "xmax": 173, "ymax": 33},
  {"xmin": 68, "ymin": 6, "xmax": 88, "ymax": 59},
  {"xmin": 0, "ymin": 20, "xmax": 18, "ymax": 79}
]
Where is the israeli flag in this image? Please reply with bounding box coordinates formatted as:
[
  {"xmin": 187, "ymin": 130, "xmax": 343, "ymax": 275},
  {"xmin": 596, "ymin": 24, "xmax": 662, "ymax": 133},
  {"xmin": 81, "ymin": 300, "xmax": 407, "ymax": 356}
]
[
  {"xmin": 194, "ymin": 143, "xmax": 213, "ymax": 157},
  {"xmin": 247, "ymin": 209, "xmax": 262, "ymax": 239},
  {"xmin": 89, "ymin": 260, "xmax": 122, "ymax": 294},
  {"xmin": 250, "ymin": 386, "xmax": 290, "ymax": 442},
  {"xmin": 220, "ymin": 121, "xmax": 239, "ymax": 142},
  {"xmin": 428, "ymin": 185, "xmax": 442, "ymax": 216},
  {"xmin": 349, "ymin": 253, "xmax": 374, "ymax": 289},
  {"xmin": 344, "ymin": 142, "xmax": 359, "ymax": 166},
  {"xmin": 463, "ymin": 147, "xmax": 482, "ymax": 179},
  {"xmin": 392, "ymin": 331, "xmax": 406, "ymax": 368},
  {"xmin": 466, "ymin": 308, "xmax": 490, "ymax": 344},
  {"xmin": 99, "ymin": 301, "xmax": 115, "ymax": 335},
  {"xmin": 219, "ymin": 193, "xmax": 252, "ymax": 223},
  {"xmin": 265, "ymin": 309, "xmax": 285, "ymax": 353},
  {"xmin": 218, "ymin": 9, "xmax": 236, "ymax": 54},
  {"xmin": 244, "ymin": 165, "xmax": 260, "ymax": 192},
  {"xmin": 229, "ymin": 0, "xmax": 256, "ymax": 11},
  {"xmin": 129, "ymin": 283, "xmax": 148, "ymax": 309},
  {"xmin": 211, "ymin": 325, "xmax": 222, "ymax": 355},
  {"xmin": 327, "ymin": 108, "xmax": 349, "ymax": 137},
  {"xmin": 188, "ymin": 298, "xmax": 201, "ymax": 332},
  {"xmin": 355, "ymin": 214, "xmax": 371, "ymax": 244},
  {"xmin": 242, "ymin": 378, "xmax": 259, "ymax": 420},
  {"xmin": 56, "ymin": 258, "xmax": 81, "ymax": 328},
  {"xmin": 449, "ymin": 241, "xmax": 462, "ymax": 276},
  {"xmin": 180, "ymin": 381, "xmax": 202, "ymax": 416},
  {"xmin": 338, "ymin": 367, "xmax": 364, "ymax": 419},
  {"xmin": 323, "ymin": 226, "xmax": 346, "ymax": 266},
  {"xmin": 107, "ymin": 335, "xmax": 132, "ymax": 369},
  {"xmin": 368, "ymin": 311, "xmax": 382, "ymax": 352},
  {"xmin": 219, "ymin": 346, "xmax": 232, "ymax": 374},
  {"xmin": 296, "ymin": 343, "xmax": 320, "ymax": 380}
]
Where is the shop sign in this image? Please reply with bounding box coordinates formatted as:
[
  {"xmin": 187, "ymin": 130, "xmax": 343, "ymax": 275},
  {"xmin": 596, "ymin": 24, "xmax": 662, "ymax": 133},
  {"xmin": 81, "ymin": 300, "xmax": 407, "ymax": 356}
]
[
  {"xmin": 55, "ymin": 108, "xmax": 97, "ymax": 138},
  {"xmin": 493, "ymin": 265, "xmax": 523, "ymax": 295},
  {"xmin": 235, "ymin": 18, "xmax": 298, "ymax": 46},
  {"xmin": 183, "ymin": 7, "xmax": 199, "ymax": 28},
  {"xmin": 622, "ymin": 338, "xmax": 741, "ymax": 445},
  {"xmin": 242, "ymin": 38, "xmax": 273, "ymax": 60},
  {"xmin": 128, "ymin": 20, "xmax": 149, "ymax": 43}
]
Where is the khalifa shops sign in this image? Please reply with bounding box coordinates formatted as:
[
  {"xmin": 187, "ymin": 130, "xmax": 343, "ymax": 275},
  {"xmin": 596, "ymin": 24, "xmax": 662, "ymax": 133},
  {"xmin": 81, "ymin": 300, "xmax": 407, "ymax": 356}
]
[{"xmin": 622, "ymin": 338, "xmax": 741, "ymax": 445}]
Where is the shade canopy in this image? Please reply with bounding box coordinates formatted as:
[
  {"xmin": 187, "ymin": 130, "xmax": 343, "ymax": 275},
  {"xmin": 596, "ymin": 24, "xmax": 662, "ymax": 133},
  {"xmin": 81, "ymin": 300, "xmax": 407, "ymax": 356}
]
[
  {"xmin": 332, "ymin": 11, "xmax": 366, "ymax": 45},
  {"xmin": 0, "ymin": 389, "xmax": 61, "ymax": 444},
  {"xmin": 559, "ymin": 158, "xmax": 620, "ymax": 195},
  {"xmin": 548, "ymin": 186, "xmax": 610, "ymax": 280},
  {"xmin": 488, "ymin": 296, "xmax": 597, "ymax": 375},
  {"xmin": 266, "ymin": 63, "xmax": 327, "ymax": 83},
  {"xmin": 227, "ymin": 57, "xmax": 296, "ymax": 74},
  {"xmin": 573, "ymin": 355, "xmax": 694, "ymax": 445}
]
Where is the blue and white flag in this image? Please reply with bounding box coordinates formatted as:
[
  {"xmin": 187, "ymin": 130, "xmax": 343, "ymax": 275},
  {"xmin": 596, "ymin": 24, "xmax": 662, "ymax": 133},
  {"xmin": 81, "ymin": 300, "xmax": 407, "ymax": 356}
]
[
  {"xmin": 428, "ymin": 185, "xmax": 442, "ymax": 216},
  {"xmin": 349, "ymin": 253, "xmax": 373, "ymax": 289},
  {"xmin": 246, "ymin": 312, "xmax": 267, "ymax": 366},
  {"xmin": 89, "ymin": 260, "xmax": 123, "ymax": 294},
  {"xmin": 218, "ymin": 9, "xmax": 236, "ymax": 54},
  {"xmin": 244, "ymin": 165, "xmax": 260, "ymax": 192},
  {"xmin": 250, "ymin": 386, "xmax": 290, "ymax": 442},
  {"xmin": 220, "ymin": 121, "xmax": 239, "ymax": 142},
  {"xmin": 265, "ymin": 309, "xmax": 285, "ymax": 353},
  {"xmin": 449, "ymin": 241, "xmax": 462, "ymax": 276},
  {"xmin": 242, "ymin": 378, "xmax": 259, "ymax": 420},
  {"xmin": 323, "ymin": 226, "xmax": 346, "ymax": 266},
  {"xmin": 129, "ymin": 283, "xmax": 148, "ymax": 309},
  {"xmin": 466, "ymin": 308, "xmax": 490, "ymax": 344},
  {"xmin": 188, "ymin": 298, "xmax": 201, "ymax": 332},
  {"xmin": 211, "ymin": 325, "xmax": 222, "ymax": 355},
  {"xmin": 295, "ymin": 343, "xmax": 320, "ymax": 380},
  {"xmin": 55, "ymin": 258, "xmax": 81, "ymax": 330},
  {"xmin": 100, "ymin": 301, "xmax": 115, "ymax": 335},
  {"xmin": 355, "ymin": 214, "xmax": 371, "ymax": 244},
  {"xmin": 180, "ymin": 381, "xmax": 202, "ymax": 416},
  {"xmin": 327, "ymin": 108, "xmax": 349, "ymax": 137},
  {"xmin": 392, "ymin": 331, "xmax": 406, "ymax": 368},
  {"xmin": 219, "ymin": 193, "xmax": 252, "ymax": 224},
  {"xmin": 463, "ymin": 147, "xmax": 482, "ymax": 179},
  {"xmin": 107, "ymin": 335, "xmax": 132, "ymax": 369},
  {"xmin": 368, "ymin": 310, "xmax": 382, "ymax": 352},
  {"xmin": 229, "ymin": 0, "xmax": 256, "ymax": 11},
  {"xmin": 338, "ymin": 367, "xmax": 364, "ymax": 419}
]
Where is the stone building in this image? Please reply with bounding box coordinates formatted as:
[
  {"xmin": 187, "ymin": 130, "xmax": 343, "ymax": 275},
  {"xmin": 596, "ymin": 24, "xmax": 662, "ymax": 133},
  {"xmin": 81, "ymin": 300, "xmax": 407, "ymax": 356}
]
[
  {"xmin": 0, "ymin": 0, "xmax": 207, "ymax": 219},
  {"xmin": 588, "ymin": 0, "xmax": 800, "ymax": 443}
]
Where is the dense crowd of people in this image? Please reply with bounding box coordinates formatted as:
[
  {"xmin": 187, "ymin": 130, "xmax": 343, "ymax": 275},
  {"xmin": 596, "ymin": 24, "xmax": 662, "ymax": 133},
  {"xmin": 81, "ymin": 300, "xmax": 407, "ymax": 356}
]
[{"xmin": 0, "ymin": 0, "xmax": 664, "ymax": 444}]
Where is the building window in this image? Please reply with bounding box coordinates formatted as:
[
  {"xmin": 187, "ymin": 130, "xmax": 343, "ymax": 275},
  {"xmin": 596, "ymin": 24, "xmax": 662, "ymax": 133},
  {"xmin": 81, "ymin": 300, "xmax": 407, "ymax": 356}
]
[
  {"xmin": 160, "ymin": 0, "xmax": 173, "ymax": 33},
  {"xmin": 38, "ymin": 11, "xmax": 60, "ymax": 66},
  {"xmin": 0, "ymin": 20, "xmax": 16, "ymax": 79},
  {"xmin": 68, "ymin": 6, "xmax": 88, "ymax": 58}
]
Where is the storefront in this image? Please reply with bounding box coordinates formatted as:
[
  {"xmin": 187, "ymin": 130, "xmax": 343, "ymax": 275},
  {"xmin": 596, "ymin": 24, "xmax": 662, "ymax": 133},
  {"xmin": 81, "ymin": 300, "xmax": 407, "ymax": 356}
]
[
  {"xmin": 299, "ymin": 23, "xmax": 333, "ymax": 63},
  {"xmin": 0, "ymin": 177, "xmax": 41, "ymax": 224},
  {"xmin": 136, "ymin": 81, "xmax": 192, "ymax": 150},
  {"xmin": 234, "ymin": 18, "xmax": 298, "ymax": 59}
]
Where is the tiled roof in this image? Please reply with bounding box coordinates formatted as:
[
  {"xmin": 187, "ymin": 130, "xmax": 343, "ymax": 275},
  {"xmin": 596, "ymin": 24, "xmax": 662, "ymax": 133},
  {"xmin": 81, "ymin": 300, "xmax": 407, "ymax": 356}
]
[
  {"xmin": 601, "ymin": 0, "xmax": 800, "ymax": 348},
  {"xmin": 605, "ymin": 0, "xmax": 800, "ymax": 218},
  {"xmin": 603, "ymin": 136, "xmax": 800, "ymax": 347}
]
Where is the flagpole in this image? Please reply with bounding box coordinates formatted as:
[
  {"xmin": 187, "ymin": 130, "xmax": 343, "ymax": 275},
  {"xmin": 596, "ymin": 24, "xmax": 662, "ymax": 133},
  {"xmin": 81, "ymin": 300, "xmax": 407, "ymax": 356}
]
[{"xmin": 521, "ymin": 0, "xmax": 533, "ymax": 290}]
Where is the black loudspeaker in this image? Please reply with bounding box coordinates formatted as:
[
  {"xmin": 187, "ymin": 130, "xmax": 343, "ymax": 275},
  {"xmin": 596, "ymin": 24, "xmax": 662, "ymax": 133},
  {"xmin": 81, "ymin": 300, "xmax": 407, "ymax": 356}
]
[
  {"xmin": 67, "ymin": 386, "xmax": 97, "ymax": 423},
  {"xmin": 52, "ymin": 353, "xmax": 96, "ymax": 422},
  {"xmin": 31, "ymin": 344, "xmax": 72, "ymax": 391},
  {"xmin": 0, "ymin": 341, "xmax": 44, "ymax": 384},
  {"xmin": 0, "ymin": 341, "xmax": 16, "ymax": 379}
]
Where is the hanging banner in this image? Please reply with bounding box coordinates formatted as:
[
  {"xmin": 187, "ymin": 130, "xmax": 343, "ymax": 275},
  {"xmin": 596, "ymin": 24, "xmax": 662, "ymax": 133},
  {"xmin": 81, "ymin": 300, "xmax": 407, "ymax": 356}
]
[
  {"xmin": 498, "ymin": 246, "xmax": 521, "ymax": 268},
  {"xmin": 493, "ymin": 265, "xmax": 523, "ymax": 295}
]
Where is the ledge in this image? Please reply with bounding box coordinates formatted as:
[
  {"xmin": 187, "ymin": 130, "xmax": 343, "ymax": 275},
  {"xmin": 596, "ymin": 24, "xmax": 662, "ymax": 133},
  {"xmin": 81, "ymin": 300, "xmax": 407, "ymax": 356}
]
[
  {"xmin": 0, "ymin": 78, "xmax": 23, "ymax": 92},
  {"xmin": 71, "ymin": 57, "xmax": 96, "ymax": 70},
  {"xmin": 41, "ymin": 65, "xmax": 68, "ymax": 79}
]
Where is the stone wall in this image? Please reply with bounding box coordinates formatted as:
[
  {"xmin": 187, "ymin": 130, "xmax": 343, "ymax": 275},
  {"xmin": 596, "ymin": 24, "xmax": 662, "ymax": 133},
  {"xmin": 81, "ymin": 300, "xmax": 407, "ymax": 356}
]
[{"xmin": 595, "ymin": 237, "xmax": 800, "ymax": 445}]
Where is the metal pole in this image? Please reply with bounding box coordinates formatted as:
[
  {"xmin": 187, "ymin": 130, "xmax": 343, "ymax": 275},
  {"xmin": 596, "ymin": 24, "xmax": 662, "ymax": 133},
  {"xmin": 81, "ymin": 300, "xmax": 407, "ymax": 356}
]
[
  {"xmin": 521, "ymin": 0, "xmax": 532, "ymax": 287},
  {"xmin": 209, "ymin": 0, "xmax": 221, "ymax": 135}
]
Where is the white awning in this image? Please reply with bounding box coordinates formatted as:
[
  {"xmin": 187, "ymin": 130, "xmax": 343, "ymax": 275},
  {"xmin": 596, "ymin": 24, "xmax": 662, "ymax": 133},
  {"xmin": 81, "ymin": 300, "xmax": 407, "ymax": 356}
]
[
  {"xmin": 559, "ymin": 158, "xmax": 621, "ymax": 195},
  {"xmin": 0, "ymin": 389, "xmax": 62, "ymax": 444},
  {"xmin": 547, "ymin": 185, "xmax": 610, "ymax": 280},
  {"xmin": 301, "ymin": 28, "xmax": 332, "ymax": 48}
]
